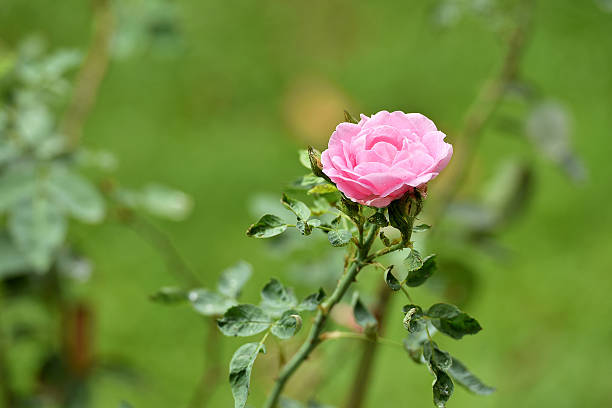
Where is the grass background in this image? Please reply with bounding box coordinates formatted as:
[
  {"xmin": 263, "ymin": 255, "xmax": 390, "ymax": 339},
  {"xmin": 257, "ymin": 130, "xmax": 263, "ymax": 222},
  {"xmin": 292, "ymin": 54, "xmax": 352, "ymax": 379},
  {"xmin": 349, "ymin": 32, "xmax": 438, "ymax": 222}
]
[{"xmin": 1, "ymin": 0, "xmax": 612, "ymax": 407}]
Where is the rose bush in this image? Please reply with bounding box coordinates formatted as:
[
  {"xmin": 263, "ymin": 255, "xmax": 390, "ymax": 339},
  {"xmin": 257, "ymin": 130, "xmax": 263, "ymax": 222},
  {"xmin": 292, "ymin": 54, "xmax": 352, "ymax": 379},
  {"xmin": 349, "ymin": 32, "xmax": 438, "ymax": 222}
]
[{"xmin": 321, "ymin": 110, "xmax": 453, "ymax": 207}]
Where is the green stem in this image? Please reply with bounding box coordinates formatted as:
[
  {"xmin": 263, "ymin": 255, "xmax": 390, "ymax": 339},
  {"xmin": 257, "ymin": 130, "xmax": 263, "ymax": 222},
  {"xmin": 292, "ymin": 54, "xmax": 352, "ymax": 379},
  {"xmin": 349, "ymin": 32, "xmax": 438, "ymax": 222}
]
[{"xmin": 262, "ymin": 225, "xmax": 379, "ymax": 408}]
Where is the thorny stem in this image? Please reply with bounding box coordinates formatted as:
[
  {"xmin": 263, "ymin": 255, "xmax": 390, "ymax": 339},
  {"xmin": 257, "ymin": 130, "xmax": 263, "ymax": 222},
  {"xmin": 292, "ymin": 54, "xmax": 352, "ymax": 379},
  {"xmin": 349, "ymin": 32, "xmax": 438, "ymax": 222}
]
[
  {"xmin": 345, "ymin": 3, "xmax": 534, "ymax": 408},
  {"xmin": 61, "ymin": 0, "xmax": 114, "ymax": 149},
  {"xmin": 262, "ymin": 223, "xmax": 379, "ymax": 408}
]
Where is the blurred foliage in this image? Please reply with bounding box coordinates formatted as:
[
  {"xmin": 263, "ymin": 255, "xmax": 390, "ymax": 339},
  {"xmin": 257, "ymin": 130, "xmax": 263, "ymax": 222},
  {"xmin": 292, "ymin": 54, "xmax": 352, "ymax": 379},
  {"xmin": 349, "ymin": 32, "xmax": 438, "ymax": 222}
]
[{"xmin": 0, "ymin": 0, "xmax": 610, "ymax": 407}]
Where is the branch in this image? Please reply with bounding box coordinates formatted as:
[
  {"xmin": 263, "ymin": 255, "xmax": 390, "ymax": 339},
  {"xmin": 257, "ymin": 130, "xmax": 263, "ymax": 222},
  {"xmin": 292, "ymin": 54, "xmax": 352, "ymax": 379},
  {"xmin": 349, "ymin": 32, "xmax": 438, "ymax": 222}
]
[
  {"xmin": 61, "ymin": 0, "xmax": 114, "ymax": 149},
  {"xmin": 344, "ymin": 4, "xmax": 534, "ymax": 408},
  {"xmin": 262, "ymin": 225, "xmax": 379, "ymax": 408}
]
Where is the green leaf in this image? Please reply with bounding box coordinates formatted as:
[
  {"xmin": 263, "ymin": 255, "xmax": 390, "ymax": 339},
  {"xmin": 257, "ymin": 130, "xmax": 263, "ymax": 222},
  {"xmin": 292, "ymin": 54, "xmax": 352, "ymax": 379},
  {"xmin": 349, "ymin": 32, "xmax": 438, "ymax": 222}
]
[
  {"xmin": 404, "ymin": 248, "xmax": 423, "ymax": 272},
  {"xmin": 351, "ymin": 292, "xmax": 377, "ymax": 334},
  {"xmin": 8, "ymin": 198, "xmax": 66, "ymax": 271},
  {"xmin": 327, "ymin": 229, "xmax": 352, "ymax": 247},
  {"xmin": 307, "ymin": 146, "xmax": 331, "ymax": 182},
  {"xmin": 388, "ymin": 199, "xmax": 412, "ymax": 243},
  {"xmin": 229, "ymin": 342, "xmax": 266, "ymax": 408},
  {"xmin": 307, "ymin": 184, "xmax": 337, "ymax": 195},
  {"xmin": 296, "ymin": 219, "xmax": 313, "ymax": 236},
  {"xmin": 118, "ymin": 402, "xmax": 134, "ymax": 408},
  {"xmin": 271, "ymin": 310, "xmax": 302, "ymax": 339},
  {"xmin": 139, "ymin": 183, "xmax": 193, "ymax": 221},
  {"xmin": 0, "ymin": 234, "xmax": 30, "ymax": 279},
  {"xmin": 218, "ymin": 261, "xmax": 252, "ymax": 299},
  {"xmin": 384, "ymin": 266, "xmax": 401, "ymax": 291},
  {"xmin": 246, "ymin": 214, "xmax": 287, "ymax": 238},
  {"xmin": 368, "ymin": 212, "xmax": 389, "ymax": 227},
  {"xmin": 344, "ymin": 110, "xmax": 359, "ymax": 124},
  {"xmin": 337, "ymin": 194, "xmax": 359, "ymax": 220},
  {"xmin": 423, "ymin": 341, "xmax": 452, "ymax": 371},
  {"xmin": 45, "ymin": 165, "xmax": 105, "ymax": 223},
  {"xmin": 402, "ymin": 304, "xmax": 426, "ymax": 333},
  {"xmin": 0, "ymin": 164, "xmax": 37, "ymax": 212},
  {"xmin": 297, "ymin": 288, "xmax": 326, "ymax": 311},
  {"xmin": 292, "ymin": 174, "xmax": 327, "ymax": 190},
  {"xmin": 405, "ymin": 254, "xmax": 437, "ymax": 287},
  {"xmin": 281, "ymin": 193, "xmax": 311, "ymax": 221},
  {"xmin": 447, "ymin": 357, "xmax": 495, "ymax": 395},
  {"xmin": 413, "ymin": 224, "xmax": 431, "ymax": 232},
  {"xmin": 298, "ymin": 149, "xmax": 311, "ymax": 169},
  {"xmin": 432, "ymin": 366, "xmax": 454, "ymax": 408},
  {"xmin": 260, "ymin": 279, "xmax": 298, "ymax": 316},
  {"xmin": 217, "ymin": 305, "xmax": 271, "ymax": 336},
  {"xmin": 379, "ymin": 231, "xmax": 392, "ymax": 247},
  {"xmin": 426, "ymin": 303, "xmax": 482, "ymax": 339},
  {"xmin": 403, "ymin": 322, "xmax": 436, "ymax": 364},
  {"xmin": 190, "ymin": 289, "xmax": 236, "ymax": 316},
  {"xmin": 150, "ymin": 287, "xmax": 188, "ymax": 304}
]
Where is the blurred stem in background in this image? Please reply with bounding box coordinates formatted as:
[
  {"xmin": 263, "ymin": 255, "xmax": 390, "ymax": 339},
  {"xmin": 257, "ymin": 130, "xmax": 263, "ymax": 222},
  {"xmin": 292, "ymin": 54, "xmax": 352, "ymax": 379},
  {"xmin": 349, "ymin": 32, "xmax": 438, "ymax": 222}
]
[
  {"xmin": 187, "ymin": 319, "xmax": 223, "ymax": 408},
  {"xmin": 345, "ymin": 2, "xmax": 534, "ymax": 407},
  {"xmin": 61, "ymin": 0, "xmax": 114, "ymax": 149},
  {"xmin": 0, "ymin": 293, "xmax": 15, "ymax": 407}
]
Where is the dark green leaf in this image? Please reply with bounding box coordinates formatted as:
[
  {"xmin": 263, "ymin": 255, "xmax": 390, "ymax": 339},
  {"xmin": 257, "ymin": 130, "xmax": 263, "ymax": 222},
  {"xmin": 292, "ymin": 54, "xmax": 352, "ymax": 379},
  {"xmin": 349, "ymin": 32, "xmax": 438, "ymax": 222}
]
[
  {"xmin": 271, "ymin": 310, "xmax": 302, "ymax": 339},
  {"xmin": 246, "ymin": 214, "xmax": 287, "ymax": 238},
  {"xmin": 404, "ymin": 248, "xmax": 423, "ymax": 272},
  {"xmin": 337, "ymin": 194, "xmax": 359, "ymax": 220},
  {"xmin": 217, "ymin": 305, "xmax": 271, "ymax": 336},
  {"xmin": 281, "ymin": 193, "xmax": 311, "ymax": 221},
  {"xmin": 384, "ymin": 266, "xmax": 401, "ymax": 291},
  {"xmin": 432, "ymin": 366, "xmax": 454, "ymax": 408},
  {"xmin": 413, "ymin": 224, "xmax": 431, "ymax": 232},
  {"xmin": 296, "ymin": 219, "xmax": 312, "ymax": 236},
  {"xmin": 351, "ymin": 292, "xmax": 377, "ymax": 335},
  {"xmin": 150, "ymin": 287, "xmax": 187, "ymax": 304},
  {"xmin": 403, "ymin": 322, "xmax": 435, "ymax": 364},
  {"xmin": 368, "ymin": 212, "xmax": 389, "ymax": 227},
  {"xmin": 423, "ymin": 341, "xmax": 452, "ymax": 371},
  {"xmin": 307, "ymin": 146, "xmax": 331, "ymax": 181},
  {"xmin": 218, "ymin": 261, "xmax": 253, "ymax": 299},
  {"xmin": 229, "ymin": 342, "xmax": 266, "ymax": 408},
  {"xmin": 448, "ymin": 357, "xmax": 495, "ymax": 395},
  {"xmin": 327, "ymin": 229, "xmax": 352, "ymax": 247},
  {"xmin": 427, "ymin": 303, "xmax": 482, "ymax": 339},
  {"xmin": 405, "ymin": 254, "xmax": 437, "ymax": 287},
  {"xmin": 190, "ymin": 289, "xmax": 236, "ymax": 316},
  {"xmin": 297, "ymin": 288, "xmax": 326, "ymax": 311},
  {"xmin": 260, "ymin": 279, "xmax": 298, "ymax": 316},
  {"xmin": 388, "ymin": 199, "xmax": 412, "ymax": 243},
  {"xmin": 402, "ymin": 304, "xmax": 425, "ymax": 333}
]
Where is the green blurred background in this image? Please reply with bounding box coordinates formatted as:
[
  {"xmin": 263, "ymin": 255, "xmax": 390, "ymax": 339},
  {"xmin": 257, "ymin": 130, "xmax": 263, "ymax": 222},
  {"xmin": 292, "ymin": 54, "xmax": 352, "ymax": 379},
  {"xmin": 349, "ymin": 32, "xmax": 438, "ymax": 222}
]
[{"xmin": 1, "ymin": 0, "xmax": 612, "ymax": 407}]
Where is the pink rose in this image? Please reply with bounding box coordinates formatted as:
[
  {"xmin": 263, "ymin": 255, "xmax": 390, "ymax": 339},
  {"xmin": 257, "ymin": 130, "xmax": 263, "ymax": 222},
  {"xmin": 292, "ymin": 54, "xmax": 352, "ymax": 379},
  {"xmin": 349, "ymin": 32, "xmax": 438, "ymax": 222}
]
[{"xmin": 321, "ymin": 110, "xmax": 453, "ymax": 208}]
